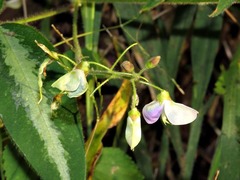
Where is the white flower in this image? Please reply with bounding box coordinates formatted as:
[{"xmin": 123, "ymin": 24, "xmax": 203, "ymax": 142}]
[
  {"xmin": 51, "ymin": 69, "xmax": 88, "ymax": 98},
  {"xmin": 125, "ymin": 108, "xmax": 141, "ymax": 150},
  {"xmin": 142, "ymin": 91, "xmax": 198, "ymax": 125}
]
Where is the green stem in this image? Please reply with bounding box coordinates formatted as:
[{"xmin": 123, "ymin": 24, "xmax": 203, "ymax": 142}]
[
  {"xmin": 139, "ymin": 80, "xmax": 164, "ymax": 92},
  {"xmin": 88, "ymin": 61, "xmax": 111, "ymax": 70},
  {"xmin": 90, "ymin": 78, "xmax": 110, "ymax": 96},
  {"xmin": 111, "ymin": 42, "xmax": 138, "ymax": 70},
  {"xmin": 14, "ymin": 6, "xmax": 71, "ymax": 24},
  {"xmin": 72, "ymin": 1, "xmax": 82, "ymax": 63},
  {"xmin": 89, "ymin": 70, "xmax": 132, "ymax": 79},
  {"xmin": 54, "ymin": 17, "xmax": 138, "ymax": 47},
  {"xmin": 57, "ymin": 54, "xmax": 77, "ymax": 66},
  {"xmin": 131, "ymin": 80, "xmax": 138, "ymax": 109}
]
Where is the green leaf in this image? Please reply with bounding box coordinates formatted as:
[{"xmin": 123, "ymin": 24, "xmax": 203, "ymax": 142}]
[
  {"xmin": 0, "ymin": 0, "xmax": 3, "ymax": 13},
  {"xmin": 183, "ymin": 6, "xmax": 222, "ymax": 179},
  {"xmin": 0, "ymin": 23, "xmax": 85, "ymax": 180},
  {"xmin": 93, "ymin": 148, "xmax": 144, "ymax": 180},
  {"xmin": 51, "ymin": 96, "xmax": 86, "ymax": 180},
  {"xmin": 209, "ymin": 0, "xmax": 235, "ymax": 17},
  {"xmin": 209, "ymin": 45, "xmax": 240, "ymax": 179},
  {"xmin": 3, "ymin": 143, "xmax": 38, "ymax": 180},
  {"xmin": 81, "ymin": 3, "xmax": 101, "ymax": 52}
]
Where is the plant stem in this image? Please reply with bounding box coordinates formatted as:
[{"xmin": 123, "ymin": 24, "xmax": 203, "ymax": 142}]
[
  {"xmin": 139, "ymin": 80, "xmax": 164, "ymax": 92},
  {"xmin": 111, "ymin": 42, "xmax": 138, "ymax": 70},
  {"xmin": 72, "ymin": 1, "xmax": 82, "ymax": 63},
  {"xmin": 54, "ymin": 17, "xmax": 138, "ymax": 47}
]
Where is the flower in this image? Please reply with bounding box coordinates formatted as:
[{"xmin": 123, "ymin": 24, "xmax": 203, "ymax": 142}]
[
  {"xmin": 51, "ymin": 69, "xmax": 88, "ymax": 98},
  {"xmin": 125, "ymin": 108, "xmax": 142, "ymax": 150},
  {"xmin": 142, "ymin": 91, "xmax": 198, "ymax": 125}
]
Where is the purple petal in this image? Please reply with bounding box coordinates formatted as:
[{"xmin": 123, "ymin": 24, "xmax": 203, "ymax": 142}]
[{"xmin": 142, "ymin": 101, "xmax": 163, "ymax": 124}]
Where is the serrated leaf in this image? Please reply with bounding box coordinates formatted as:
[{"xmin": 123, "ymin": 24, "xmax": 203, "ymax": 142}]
[
  {"xmin": 3, "ymin": 143, "xmax": 38, "ymax": 180},
  {"xmin": 93, "ymin": 148, "xmax": 144, "ymax": 180},
  {"xmin": 209, "ymin": 0, "xmax": 235, "ymax": 17},
  {"xmin": 0, "ymin": 23, "xmax": 85, "ymax": 180}
]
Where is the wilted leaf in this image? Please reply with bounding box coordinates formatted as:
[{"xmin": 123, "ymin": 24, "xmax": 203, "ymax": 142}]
[{"xmin": 86, "ymin": 80, "xmax": 132, "ymax": 176}]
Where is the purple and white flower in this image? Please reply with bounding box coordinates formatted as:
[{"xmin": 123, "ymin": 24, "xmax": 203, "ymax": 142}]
[{"xmin": 142, "ymin": 91, "xmax": 198, "ymax": 125}]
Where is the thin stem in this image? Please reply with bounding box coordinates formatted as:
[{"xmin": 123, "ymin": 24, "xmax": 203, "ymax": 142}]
[
  {"xmin": 90, "ymin": 78, "xmax": 110, "ymax": 96},
  {"xmin": 85, "ymin": 96, "xmax": 100, "ymax": 156},
  {"xmin": 57, "ymin": 54, "xmax": 77, "ymax": 66},
  {"xmin": 138, "ymin": 67, "xmax": 147, "ymax": 76},
  {"xmin": 88, "ymin": 61, "xmax": 111, "ymax": 71},
  {"xmin": 72, "ymin": 1, "xmax": 82, "ymax": 63},
  {"xmin": 85, "ymin": 117, "xmax": 100, "ymax": 157},
  {"xmin": 54, "ymin": 17, "xmax": 138, "ymax": 47},
  {"xmin": 131, "ymin": 80, "xmax": 138, "ymax": 109},
  {"xmin": 22, "ymin": 0, "xmax": 27, "ymax": 19},
  {"xmin": 51, "ymin": 24, "xmax": 74, "ymax": 50},
  {"xmin": 110, "ymin": 42, "xmax": 138, "ymax": 70},
  {"xmin": 139, "ymin": 80, "xmax": 164, "ymax": 92},
  {"xmin": 89, "ymin": 70, "xmax": 133, "ymax": 79}
]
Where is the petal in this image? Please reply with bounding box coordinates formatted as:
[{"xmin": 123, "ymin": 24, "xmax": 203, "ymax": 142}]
[
  {"xmin": 51, "ymin": 69, "xmax": 82, "ymax": 92},
  {"xmin": 125, "ymin": 116, "xmax": 141, "ymax": 150},
  {"xmin": 67, "ymin": 75, "xmax": 88, "ymax": 98},
  {"xmin": 163, "ymin": 100, "xmax": 198, "ymax": 125},
  {"xmin": 142, "ymin": 101, "xmax": 163, "ymax": 124}
]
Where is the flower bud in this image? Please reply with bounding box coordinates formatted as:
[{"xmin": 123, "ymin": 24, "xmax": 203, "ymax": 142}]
[
  {"xmin": 145, "ymin": 56, "xmax": 161, "ymax": 69},
  {"xmin": 125, "ymin": 108, "xmax": 141, "ymax": 150},
  {"xmin": 121, "ymin": 61, "xmax": 135, "ymax": 73}
]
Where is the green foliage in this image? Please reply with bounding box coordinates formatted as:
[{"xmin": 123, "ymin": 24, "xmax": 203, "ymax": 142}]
[
  {"xmin": 0, "ymin": 23, "xmax": 85, "ymax": 179},
  {"xmin": 93, "ymin": 148, "xmax": 144, "ymax": 179},
  {"xmin": 3, "ymin": 143, "xmax": 38, "ymax": 179},
  {"xmin": 183, "ymin": 5, "xmax": 223, "ymax": 178},
  {"xmin": 210, "ymin": 0, "xmax": 236, "ymax": 17},
  {"xmin": 0, "ymin": 0, "xmax": 3, "ymax": 12},
  {"xmin": 209, "ymin": 45, "xmax": 240, "ymax": 179}
]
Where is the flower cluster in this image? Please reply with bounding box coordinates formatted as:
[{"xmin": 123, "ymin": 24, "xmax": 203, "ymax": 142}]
[
  {"xmin": 36, "ymin": 44, "xmax": 198, "ymax": 151},
  {"xmin": 125, "ymin": 90, "xmax": 198, "ymax": 150}
]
